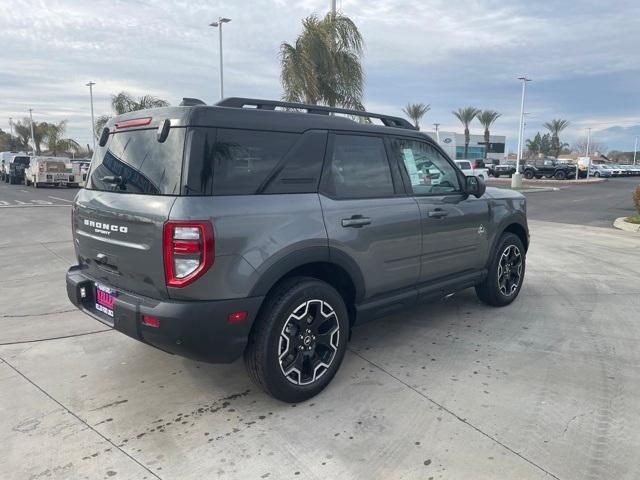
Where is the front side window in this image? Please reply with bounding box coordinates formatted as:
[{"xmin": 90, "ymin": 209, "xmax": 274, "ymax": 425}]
[
  {"xmin": 395, "ymin": 139, "xmax": 460, "ymax": 195},
  {"xmin": 323, "ymin": 134, "xmax": 394, "ymax": 199}
]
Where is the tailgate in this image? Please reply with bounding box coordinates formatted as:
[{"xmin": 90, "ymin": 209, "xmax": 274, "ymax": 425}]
[{"xmin": 74, "ymin": 189, "xmax": 176, "ymax": 299}]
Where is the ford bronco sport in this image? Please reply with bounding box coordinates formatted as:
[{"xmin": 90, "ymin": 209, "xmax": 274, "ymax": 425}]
[{"xmin": 66, "ymin": 98, "xmax": 529, "ymax": 402}]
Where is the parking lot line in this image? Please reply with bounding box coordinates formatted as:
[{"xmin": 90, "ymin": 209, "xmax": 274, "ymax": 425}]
[
  {"xmin": 48, "ymin": 196, "xmax": 74, "ymax": 203},
  {"xmin": 0, "ymin": 204, "xmax": 71, "ymax": 208}
]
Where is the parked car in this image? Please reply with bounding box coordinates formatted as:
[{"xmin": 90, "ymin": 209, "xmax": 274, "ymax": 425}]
[
  {"xmin": 589, "ymin": 164, "xmax": 612, "ymax": 178},
  {"xmin": 71, "ymin": 160, "xmax": 91, "ymax": 187},
  {"xmin": 25, "ymin": 156, "xmax": 78, "ymax": 187},
  {"xmin": 523, "ymin": 158, "xmax": 577, "ymax": 180},
  {"xmin": 4, "ymin": 154, "xmax": 31, "ymax": 184},
  {"xmin": 608, "ymin": 164, "xmax": 626, "ymax": 177},
  {"xmin": 619, "ymin": 164, "xmax": 640, "ymax": 176},
  {"xmin": 66, "ymin": 97, "xmax": 529, "ymax": 402},
  {"xmin": 1, "ymin": 151, "xmax": 26, "ymax": 181},
  {"xmin": 454, "ymin": 159, "xmax": 489, "ymax": 180},
  {"xmin": 488, "ymin": 160, "xmax": 517, "ymax": 177}
]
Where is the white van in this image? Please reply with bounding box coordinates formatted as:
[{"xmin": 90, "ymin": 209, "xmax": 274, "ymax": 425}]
[
  {"xmin": 454, "ymin": 159, "xmax": 489, "ymax": 180},
  {"xmin": 25, "ymin": 156, "xmax": 78, "ymax": 188}
]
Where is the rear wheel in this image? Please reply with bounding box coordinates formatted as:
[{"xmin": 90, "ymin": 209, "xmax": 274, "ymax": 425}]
[
  {"xmin": 244, "ymin": 277, "xmax": 349, "ymax": 403},
  {"xmin": 476, "ymin": 233, "xmax": 526, "ymax": 307},
  {"xmin": 554, "ymin": 170, "xmax": 566, "ymax": 180}
]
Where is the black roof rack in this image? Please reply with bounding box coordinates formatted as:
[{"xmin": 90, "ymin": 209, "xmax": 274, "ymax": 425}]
[{"xmin": 216, "ymin": 97, "xmax": 417, "ymax": 130}]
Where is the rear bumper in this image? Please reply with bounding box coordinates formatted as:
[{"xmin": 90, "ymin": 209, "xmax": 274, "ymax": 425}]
[{"xmin": 66, "ymin": 265, "xmax": 264, "ymax": 363}]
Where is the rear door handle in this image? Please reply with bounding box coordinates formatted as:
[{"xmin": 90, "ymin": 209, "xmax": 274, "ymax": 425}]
[
  {"xmin": 428, "ymin": 209, "xmax": 448, "ymax": 219},
  {"xmin": 341, "ymin": 215, "xmax": 371, "ymax": 228}
]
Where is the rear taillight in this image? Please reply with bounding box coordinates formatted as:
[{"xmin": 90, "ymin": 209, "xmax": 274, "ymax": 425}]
[
  {"xmin": 163, "ymin": 221, "xmax": 214, "ymax": 287},
  {"xmin": 115, "ymin": 117, "xmax": 152, "ymax": 129}
]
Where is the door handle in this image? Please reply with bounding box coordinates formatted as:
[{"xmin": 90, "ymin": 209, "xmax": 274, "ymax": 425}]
[
  {"xmin": 428, "ymin": 209, "xmax": 448, "ymax": 219},
  {"xmin": 341, "ymin": 215, "xmax": 371, "ymax": 228}
]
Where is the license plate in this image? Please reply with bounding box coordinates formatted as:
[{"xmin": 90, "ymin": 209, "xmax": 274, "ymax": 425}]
[{"xmin": 95, "ymin": 283, "xmax": 116, "ymax": 318}]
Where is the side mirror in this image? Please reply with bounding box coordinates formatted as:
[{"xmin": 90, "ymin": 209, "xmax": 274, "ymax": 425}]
[{"xmin": 465, "ymin": 175, "xmax": 486, "ymax": 198}]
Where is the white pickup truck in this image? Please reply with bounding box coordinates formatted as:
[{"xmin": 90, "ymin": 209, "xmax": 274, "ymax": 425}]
[
  {"xmin": 454, "ymin": 160, "xmax": 489, "ymax": 180},
  {"xmin": 25, "ymin": 156, "xmax": 78, "ymax": 188}
]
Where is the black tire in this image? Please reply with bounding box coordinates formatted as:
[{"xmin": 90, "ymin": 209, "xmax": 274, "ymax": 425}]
[
  {"xmin": 554, "ymin": 170, "xmax": 566, "ymax": 180},
  {"xmin": 475, "ymin": 233, "xmax": 526, "ymax": 307},
  {"xmin": 594, "ymin": 172, "xmax": 600, "ymax": 178},
  {"xmin": 523, "ymin": 169, "xmax": 534, "ymax": 179},
  {"xmin": 244, "ymin": 277, "xmax": 349, "ymax": 403},
  {"xmin": 35, "ymin": 182, "xmax": 40, "ymax": 188}
]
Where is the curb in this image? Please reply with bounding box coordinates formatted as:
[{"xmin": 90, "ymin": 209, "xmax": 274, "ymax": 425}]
[{"xmin": 613, "ymin": 217, "xmax": 640, "ymax": 233}]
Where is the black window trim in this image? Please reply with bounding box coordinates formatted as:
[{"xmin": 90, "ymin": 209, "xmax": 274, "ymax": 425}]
[
  {"xmin": 319, "ymin": 131, "xmax": 405, "ymax": 201},
  {"xmin": 390, "ymin": 134, "xmax": 466, "ymax": 197}
]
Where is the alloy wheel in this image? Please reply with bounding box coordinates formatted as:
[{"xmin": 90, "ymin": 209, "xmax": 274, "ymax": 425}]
[
  {"xmin": 497, "ymin": 245, "xmax": 523, "ymax": 296},
  {"xmin": 278, "ymin": 299, "xmax": 340, "ymax": 386}
]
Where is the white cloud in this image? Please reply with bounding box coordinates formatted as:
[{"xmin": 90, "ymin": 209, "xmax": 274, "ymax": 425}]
[{"xmin": 1, "ymin": 0, "xmax": 640, "ymax": 150}]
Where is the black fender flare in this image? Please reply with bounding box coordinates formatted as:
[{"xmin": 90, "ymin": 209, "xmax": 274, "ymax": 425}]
[{"xmin": 249, "ymin": 246, "xmax": 366, "ymax": 301}]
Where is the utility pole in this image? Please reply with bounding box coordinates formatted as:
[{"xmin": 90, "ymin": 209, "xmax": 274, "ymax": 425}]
[
  {"xmin": 86, "ymin": 82, "xmax": 96, "ymax": 153},
  {"xmin": 209, "ymin": 17, "xmax": 231, "ymax": 100},
  {"xmin": 28, "ymin": 109, "xmax": 36, "ymax": 155},
  {"xmin": 634, "ymin": 136, "xmax": 638, "ymax": 166},
  {"xmin": 433, "ymin": 123, "xmax": 440, "ymax": 144},
  {"xmin": 512, "ymin": 76, "xmax": 531, "ymax": 188},
  {"xmin": 330, "ymin": 0, "xmax": 336, "ymax": 14}
]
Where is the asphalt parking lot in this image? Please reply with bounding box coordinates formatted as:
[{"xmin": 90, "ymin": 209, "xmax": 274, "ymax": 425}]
[{"xmin": 2, "ymin": 180, "xmax": 640, "ymax": 479}]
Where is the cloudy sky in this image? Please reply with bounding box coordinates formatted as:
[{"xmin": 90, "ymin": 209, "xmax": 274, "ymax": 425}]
[{"xmin": 2, "ymin": 0, "xmax": 640, "ymax": 152}]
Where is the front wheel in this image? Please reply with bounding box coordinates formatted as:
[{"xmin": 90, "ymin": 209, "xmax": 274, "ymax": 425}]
[
  {"xmin": 594, "ymin": 172, "xmax": 600, "ymax": 177},
  {"xmin": 244, "ymin": 277, "xmax": 349, "ymax": 403},
  {"xmin": 523, "ymin": 170, "xmax": 534, "ymax": 179},
  {"xmin": 475, "ymin": 233, "xmax": 526, "ymax": 307},
  {"xmin": 555, "ymin": 170, "xmax": 566, "ymax": 180}
]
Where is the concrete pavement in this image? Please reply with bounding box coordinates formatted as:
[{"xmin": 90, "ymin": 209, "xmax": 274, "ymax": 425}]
[{"xmin": 2, "ymin": 184, "xmax": 640, "ymax": 479}]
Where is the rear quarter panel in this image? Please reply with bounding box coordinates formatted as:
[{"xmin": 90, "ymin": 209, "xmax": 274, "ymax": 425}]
[{"xmin": 168, "ymin": 194, "xmax": 328, "ymax": 301}]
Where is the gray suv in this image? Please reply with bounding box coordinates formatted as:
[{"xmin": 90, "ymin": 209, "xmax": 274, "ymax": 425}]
[{"xmin": 66, "ymin": 98, "xmax": 529, "ymax": 402}]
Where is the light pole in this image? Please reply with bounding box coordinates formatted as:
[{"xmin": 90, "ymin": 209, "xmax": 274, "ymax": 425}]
[
  {"xmin": 209, "ymin": 17, "xmax": 231, "ymax": 100},
  {"xmin": 512, "ymin": 76, "xmax": 531, "ymax": 188},
  {"xmin": 86, "ymin": 81, "xmax": 96, "ymax": 153},
  {"xmin": 28, "ymin": 109, "xmax": 36, "ymax": 155},
  {"xmin": 519, "ymin": 112, "xmax": 531, "ymax": 161},
  {"xmin": 8, "ymin": 117, "xmax": 14, "ymax": 151},
  {"xmin": 330, "ymin": 0, "xmax": 336, "ymax": 14},
  {"xmin": 634, "ymin": 136, "xmax": 638, "ymax": 166},
  {"xmin": 585, "ymin": 127, "xmax": 591, "ymax": 180},
  {"xmin": 433, "ymin": 123, "xmax": 440, "ymax": 144}
]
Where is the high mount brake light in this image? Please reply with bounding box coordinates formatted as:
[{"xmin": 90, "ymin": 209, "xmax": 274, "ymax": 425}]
[
  {"xmin": 115, "ymin": 117, "xmax": 152, "ymax": 129},
  {"xmin": 163, "ymin": 221, "xmax": 214, "ymax": 287}
]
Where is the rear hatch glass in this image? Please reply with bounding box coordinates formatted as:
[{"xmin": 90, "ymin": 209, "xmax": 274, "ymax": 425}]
[
  {"xmin": 88, "ymin": 127, "xmax": 185, "ymax": 195},
  {"xmin": 13, "ymin": 156, "xmax": 30, "ymax": 166},
  {"xmin": 44, "ymin": 161, "xmax": 66, "ymax": 172}
]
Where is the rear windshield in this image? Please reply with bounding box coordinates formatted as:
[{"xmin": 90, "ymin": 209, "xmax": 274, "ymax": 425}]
[
  {"xmin": 13, "ymin": 156, "xmax": 30, "ymax": 166},
  {"xmin": 457, "ymin": 161, "xmax": 471, "ymax": 169},
  {"xmin": 44, "ymin": 161, "xmax": 66, "ymax": 172},
  {"xmin": 88, "ymin": 128, "xmax": 185, "ymax": 195}
]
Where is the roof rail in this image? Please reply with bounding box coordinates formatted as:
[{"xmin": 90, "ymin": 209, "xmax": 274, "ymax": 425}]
[
  {"xmin": 216, "ymin": 97, "xmax": 417, "ymax": 130},
  {"xmin": 180, "ymin": 97, "xmax": 207, "ymax": 106}
]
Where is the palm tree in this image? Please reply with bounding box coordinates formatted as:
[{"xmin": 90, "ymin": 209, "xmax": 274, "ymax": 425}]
[
  {"xmin": 43, "ymin": 120, "xmax": 81, "ymax": 156},
  {"xmin": 543, "ymin": 119, "xmax": 570, "ymax": 158},
  {"xmin": 13, "ymin": 118, "xmax": 47, "ymax": 154},
  {"xmin": 95, "ymin": 91, "xmax": 169, "ymax": 136},
  {"xmin": 280, "ymin": 12, "xmax": 364, "ymax": 110},
  {"xmin": 477, "ymin": 110, "xmax": 501, "ymax": 159},
  {"xmin": 452, "ymin": 107, "xmax": 481, "ymax": 158},
  {"xmin": 402, "ymin": 103, "xmax": 430, "ymax": 130}
]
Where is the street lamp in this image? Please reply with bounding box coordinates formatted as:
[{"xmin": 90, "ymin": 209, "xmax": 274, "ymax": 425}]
[
  {"xmin": 512, "ymin": 76, "xmax": 531, "ymax": 188},
  {"xmin": 585, "ymin": 127, "xmax": 591, "ymax": 180},
  {"xmin": 520, "ymin": 112, "xmax": 531, "ymax": 160},
  {"xmin": 86, "ymin": 81, "xmax": 96, "ymax": 153},
  {"xmin": 8, "ymin": 117, "xmax": 14, "ymax": 151},
  {"xmin": 28, "ymin": 109, "xmax": 36, "ymax": 155},
  {"xmin": 209, "ymin": 17, "xmax": 231, "ymax": 100},
  {"xmin": 433, "ymin": 123, "xmax": 441, "ymax": 144},
  {"xmin": 634, "ymin": 136, "xmax": 638, "ymax": 166}
]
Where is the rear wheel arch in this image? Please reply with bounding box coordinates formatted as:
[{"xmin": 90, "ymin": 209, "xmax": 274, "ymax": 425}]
[{"xmin": 250, "ymin": 252, "xmax": 363, "ymax": 327}]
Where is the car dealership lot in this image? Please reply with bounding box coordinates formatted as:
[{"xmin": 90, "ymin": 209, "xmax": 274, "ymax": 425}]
[{"xmin": 2, "ymin": 182, "xmax": 640, "ymax": 479}]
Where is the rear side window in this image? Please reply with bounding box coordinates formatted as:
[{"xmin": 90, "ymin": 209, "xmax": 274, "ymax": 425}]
[
  {"xmin": 323, "ymin": 134, "xmax": 394, "ymax": 199},
  {"xmin": 185, "ymin": 128, "xmax": 299, "ymax": 195},
  {"xmin": 88, "ymin": 128, "xmax": 185, "ymax": 195}
]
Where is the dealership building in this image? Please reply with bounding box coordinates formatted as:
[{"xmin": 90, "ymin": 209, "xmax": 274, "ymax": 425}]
[{"xmin": 423, "ymin": 131, "xmax": 506, "ymax": 160}]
